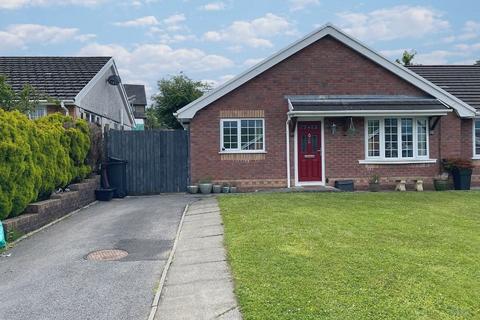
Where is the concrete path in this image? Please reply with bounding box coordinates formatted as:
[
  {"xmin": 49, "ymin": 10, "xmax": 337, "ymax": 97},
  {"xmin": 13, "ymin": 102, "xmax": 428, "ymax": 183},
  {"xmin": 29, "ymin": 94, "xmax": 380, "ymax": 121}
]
[
  {"xmin": 155, "ymin": 197, "xmax": 242, "ymax": 320},
  {"xmin": 0, "ymin": 194, "xmax": 196, "ymax": 320}
]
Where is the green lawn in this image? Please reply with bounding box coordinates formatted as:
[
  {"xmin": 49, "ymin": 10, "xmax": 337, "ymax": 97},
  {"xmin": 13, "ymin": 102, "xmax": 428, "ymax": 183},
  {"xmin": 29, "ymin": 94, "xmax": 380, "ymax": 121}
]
[{"xmin": 219, "ymin": 192, "xmax": 480, "ymax": 320}]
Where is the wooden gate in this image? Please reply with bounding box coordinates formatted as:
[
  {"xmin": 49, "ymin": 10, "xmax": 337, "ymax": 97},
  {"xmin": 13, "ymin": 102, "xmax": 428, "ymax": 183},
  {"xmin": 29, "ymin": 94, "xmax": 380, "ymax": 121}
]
[{"xmin": 107, "ymin": 130, "xmax": 189, "ymax": 195}]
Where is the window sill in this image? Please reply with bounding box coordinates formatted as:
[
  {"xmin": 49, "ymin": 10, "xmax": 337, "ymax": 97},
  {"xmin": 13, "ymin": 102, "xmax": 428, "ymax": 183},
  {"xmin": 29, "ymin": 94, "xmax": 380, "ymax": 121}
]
[
  {"xmin": 359, "ymin": 159, "xmax": 437, "ymax": 165},
  {"xmin": 219, "ymin": 151, "xmax": 267, "ymax": 154},
  {"xmin": 472, "ymin": 156, "xmax": 480, "ymax": 160}
]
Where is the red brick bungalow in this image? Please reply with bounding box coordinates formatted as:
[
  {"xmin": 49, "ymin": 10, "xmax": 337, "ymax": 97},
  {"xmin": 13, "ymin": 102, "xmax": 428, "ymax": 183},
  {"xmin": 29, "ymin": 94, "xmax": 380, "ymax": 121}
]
[{"xmin": 175, "ymin": 24, "xmax": 480, "ymax": 190}]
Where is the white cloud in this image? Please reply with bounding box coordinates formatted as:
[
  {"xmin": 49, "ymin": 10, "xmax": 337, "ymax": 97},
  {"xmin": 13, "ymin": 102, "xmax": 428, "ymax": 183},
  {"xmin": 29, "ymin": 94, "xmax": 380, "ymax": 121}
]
[
  {"xmin": 442, "ymin": 20, "xmax": 480, "ymax": 43},
  {"xmin": 78, "ymin": 42, "xmax": 234, "ymax": 81},
  {"xmin": 337, "ymin": 6, "xmax": 449, "ymax": 42},
  {"xmin": 201, "ymin": 2, "xmax": 225, "ymax": 11},
  {"xmin": 289, "ymin": 0, "xmax": 319, "ymax": 12},
  {"xmin": 203, "ymin": 13, "xmax": 293, "ymax": 48},
  {"xmin": 0, "ymin": 24, "xmax": 94, "ymax": 51},
  {"xmin": 243, "ymin": 57, "xmax": 264, "ymax": 67},
  {"xmin": 0, "ymin": 0, "xmax": 107, "ymax": 9},
  {"xmin": 115, "ymin": 16, "xmax": 160, "ymax": 27},
  {"xmin": 163, "ymin": 14, "xmax": 186, "ymax": 25},
  {"xmin": 415, "ymin": 50, "xmax": 462, "ymax": 65}
]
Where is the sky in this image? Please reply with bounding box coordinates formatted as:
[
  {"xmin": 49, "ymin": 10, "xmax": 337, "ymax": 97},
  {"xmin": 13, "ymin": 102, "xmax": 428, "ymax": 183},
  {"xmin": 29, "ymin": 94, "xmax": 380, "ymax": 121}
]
[{"xmin": 1, "ymin": 0, "xmax": 479, "ymax": 103}]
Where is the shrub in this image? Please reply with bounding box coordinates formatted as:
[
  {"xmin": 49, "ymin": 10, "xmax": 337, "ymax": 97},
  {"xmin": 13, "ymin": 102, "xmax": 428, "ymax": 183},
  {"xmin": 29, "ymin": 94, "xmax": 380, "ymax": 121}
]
[{"xmin": 0, "ymin": 110, "xmax": 91, "ymax": 219}]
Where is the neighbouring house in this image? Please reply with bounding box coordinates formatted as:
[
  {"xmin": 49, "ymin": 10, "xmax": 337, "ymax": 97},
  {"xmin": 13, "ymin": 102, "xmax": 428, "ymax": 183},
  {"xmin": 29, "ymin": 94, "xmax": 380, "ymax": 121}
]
[
  {"xmin": 0, "ymin": 56, "xmax": 135, "ymax": 130},
  {"xmin": 175, "ymin": 24, "xmax": 480, "ymax": 190},
  {"xmin": 124, "ymin": 84, "xmax": 147, "ymax": 130}
]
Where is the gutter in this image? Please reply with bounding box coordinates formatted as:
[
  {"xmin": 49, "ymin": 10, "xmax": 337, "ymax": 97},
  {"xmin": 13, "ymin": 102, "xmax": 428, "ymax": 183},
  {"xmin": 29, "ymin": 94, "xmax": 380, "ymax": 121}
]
[{"xmin": 60, "ymin": 100, "xmax": 74, "ymax": 116}]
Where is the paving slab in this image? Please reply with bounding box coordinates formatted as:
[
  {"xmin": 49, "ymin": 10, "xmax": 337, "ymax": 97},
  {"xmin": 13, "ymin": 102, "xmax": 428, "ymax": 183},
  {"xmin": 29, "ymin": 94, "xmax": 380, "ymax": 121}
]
[{"xmin": 155, "ymin": 198, "xmax": 242, "ymax": 320}]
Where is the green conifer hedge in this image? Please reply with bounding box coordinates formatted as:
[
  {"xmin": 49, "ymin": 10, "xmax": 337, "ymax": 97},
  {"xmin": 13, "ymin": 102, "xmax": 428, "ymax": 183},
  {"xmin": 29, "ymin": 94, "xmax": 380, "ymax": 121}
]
[{"xmin": 0, "ymin": 110, "xmax": 91, "ymax": 219}]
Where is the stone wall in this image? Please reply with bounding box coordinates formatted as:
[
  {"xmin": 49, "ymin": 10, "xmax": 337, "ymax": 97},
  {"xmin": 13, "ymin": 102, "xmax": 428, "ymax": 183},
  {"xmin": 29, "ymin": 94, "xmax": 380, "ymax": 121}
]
[{"xmin": 3, "ymin": 176, "xmax": 100, "ymax": 237}]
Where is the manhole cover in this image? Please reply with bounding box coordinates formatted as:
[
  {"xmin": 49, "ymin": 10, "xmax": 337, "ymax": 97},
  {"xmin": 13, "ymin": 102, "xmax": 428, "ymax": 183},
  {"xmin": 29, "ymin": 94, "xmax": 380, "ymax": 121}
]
[{"xmin": 86, "ymin": 249, "xmax": 128, "ymax": 261}]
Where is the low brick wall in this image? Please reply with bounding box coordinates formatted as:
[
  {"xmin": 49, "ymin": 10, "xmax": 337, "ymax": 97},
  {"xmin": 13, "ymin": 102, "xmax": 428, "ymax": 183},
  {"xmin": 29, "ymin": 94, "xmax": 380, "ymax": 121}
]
[{"xmin": 3, "ymin": 176, "xmax": 100, "ymax": 236}]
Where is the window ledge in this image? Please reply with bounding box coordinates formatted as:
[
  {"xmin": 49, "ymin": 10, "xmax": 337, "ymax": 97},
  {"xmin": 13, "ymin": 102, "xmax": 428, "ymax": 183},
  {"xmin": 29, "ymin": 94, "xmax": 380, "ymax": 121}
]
[
  {"xmin": 359, "ymin": 159, "xmax": 437, "ymax": 165},
  {"xmin": 472, "ymin": 156, "xmax": 480, "ymax": 160},
  {"xmin": 219, "ymin": 151, "xmax": 267, "ymax": 154}
]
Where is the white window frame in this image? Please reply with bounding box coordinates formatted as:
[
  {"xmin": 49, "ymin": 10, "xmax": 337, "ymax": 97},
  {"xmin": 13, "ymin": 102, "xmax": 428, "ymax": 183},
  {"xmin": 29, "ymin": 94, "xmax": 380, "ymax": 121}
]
[
  {"xmin": 220, "ymin": 118, "xmax": 266, "ymax": 153},
  {"xmin": 29, "ymin": 105, "xmax": 47, "ymax": 120},
  {"xmin": 362, "ymin": 117, "xmax": 432, "ymax": 163},
  {"xmin": 473, "ymin": 118, "xmax": 480, "ymax": 159}
]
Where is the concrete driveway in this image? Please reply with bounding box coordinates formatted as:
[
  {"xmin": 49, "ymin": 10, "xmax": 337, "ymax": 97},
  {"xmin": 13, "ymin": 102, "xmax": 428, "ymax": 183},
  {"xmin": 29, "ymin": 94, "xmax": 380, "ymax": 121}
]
[{"xmin": 0, "ymin": 194, "xmax": 196, "ymax": 320}]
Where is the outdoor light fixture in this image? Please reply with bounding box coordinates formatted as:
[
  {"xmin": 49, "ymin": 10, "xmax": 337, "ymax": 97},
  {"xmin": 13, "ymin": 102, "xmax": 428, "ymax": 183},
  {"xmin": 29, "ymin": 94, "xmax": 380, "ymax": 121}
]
[
  {"xmin": 330, "ymin": 122, "xmax": 337, "ymax": 135},
  {"xmin": 107, "ymin": 75, "xmax": 121, "ymax": 85}
]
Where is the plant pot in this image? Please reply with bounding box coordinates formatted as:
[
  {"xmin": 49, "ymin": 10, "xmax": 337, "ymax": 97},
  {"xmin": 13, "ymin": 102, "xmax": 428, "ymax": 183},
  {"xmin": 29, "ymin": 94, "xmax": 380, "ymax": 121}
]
[
  {"xmin": 222, "ymin": 186, "xmax": 230, "ymax": 193},
  {"xmin": 433, "ymin": 179, "xmax": 449, "ymax": 191},
  {"xmin": 187, "ymin": 185, "xmax": 198, "ymax": 194},
  {"xmin": 212, "ymin": 185, "xmax": 222, "ymax": 193},
  {"xmin": 368, "ymin": 182, "xmax": 380, "ymax": 192},
  {"xmin": 95, "ymin": 188, "xmax": 115, "ymax": 201},
  {"xmin": 230, "ymin": 186, "xmax": 238, "ymax": 193},
  {"xmin": 198, "ymin": 183, "xmax": 213, "ymax": 194},
  {"xmin": 452, "ymin": 168, "xmax": 472, "ymax": 190}
]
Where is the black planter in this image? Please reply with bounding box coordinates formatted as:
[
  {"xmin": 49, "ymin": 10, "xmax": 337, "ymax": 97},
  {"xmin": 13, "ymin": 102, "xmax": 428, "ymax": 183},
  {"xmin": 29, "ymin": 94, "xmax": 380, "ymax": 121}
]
[
  {"xmin": 452, "ymin": 168, "xmax": 472, "ymax": 190},
  {"xmin": 95, "ymin": 188, "xmax": 116, "ymax": 201}
]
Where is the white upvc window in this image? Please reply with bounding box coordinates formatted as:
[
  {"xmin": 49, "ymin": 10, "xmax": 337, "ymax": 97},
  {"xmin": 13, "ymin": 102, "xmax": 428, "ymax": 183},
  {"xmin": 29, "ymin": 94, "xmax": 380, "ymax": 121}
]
[
  {"xmin": 220, "ymin": 118, "xmax": 265, "ymax": 153},
  {"xmin": 30, "ymin": 105, "xmax": 47, "ymax": 120},
  {"xmin": 474, "ymin": 118, "xmax": 480, "ymax": 158},
  {"xmin": 365, "ymin": 117, "xmax": 430, "ymax": 161}
]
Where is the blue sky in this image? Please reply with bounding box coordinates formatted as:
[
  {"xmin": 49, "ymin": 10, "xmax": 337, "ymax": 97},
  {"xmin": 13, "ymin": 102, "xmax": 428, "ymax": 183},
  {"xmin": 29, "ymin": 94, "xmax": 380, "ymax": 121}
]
[{"xmin": 1, "ymin": 0, "xmax": 479, "ymax": 101}]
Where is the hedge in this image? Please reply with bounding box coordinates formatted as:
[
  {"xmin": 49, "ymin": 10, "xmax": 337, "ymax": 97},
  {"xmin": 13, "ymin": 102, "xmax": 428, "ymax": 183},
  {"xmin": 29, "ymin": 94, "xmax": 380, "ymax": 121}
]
[{"xmin": 0, "ymin": 109, "xmax": 91, "ymax": 220}]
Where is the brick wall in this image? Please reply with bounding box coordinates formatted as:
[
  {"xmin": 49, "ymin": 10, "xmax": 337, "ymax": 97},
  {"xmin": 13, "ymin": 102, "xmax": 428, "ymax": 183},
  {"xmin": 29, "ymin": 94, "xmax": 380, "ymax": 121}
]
[
  {"xmin": 189, "ymin": 36, "xmax": 478, "ymax": 190},
  {"xmin": 3, "ymin": 176, "xmax": 100, "ymax": 237}
]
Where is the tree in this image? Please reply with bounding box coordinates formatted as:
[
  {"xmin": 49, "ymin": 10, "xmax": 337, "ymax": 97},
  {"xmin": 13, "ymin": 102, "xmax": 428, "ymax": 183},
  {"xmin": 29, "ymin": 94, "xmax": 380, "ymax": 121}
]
[
  {"xmin": 0, "ymin": 74, "xmax": 44, "ymax": 114},
  {"xmin": 145, "ymin": 107, "xmax": 162, "ymax": 129},
  {"xmin": 149, "ymin": 74, "xmax": 211, "ymax": 129},
  {"xmin": 396, "ymin": 50, "xmax": 417, "ymax": 66}
]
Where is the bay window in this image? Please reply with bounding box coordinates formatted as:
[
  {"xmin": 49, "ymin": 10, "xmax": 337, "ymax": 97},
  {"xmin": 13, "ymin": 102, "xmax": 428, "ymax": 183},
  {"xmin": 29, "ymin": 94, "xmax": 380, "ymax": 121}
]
[
  {"xmin": 220, "ymin": 118, "xmax": 265, "ymax": 153},
  {"xmin": 365, "ymin": 117, "xmax": 430, "ymax": 161}
]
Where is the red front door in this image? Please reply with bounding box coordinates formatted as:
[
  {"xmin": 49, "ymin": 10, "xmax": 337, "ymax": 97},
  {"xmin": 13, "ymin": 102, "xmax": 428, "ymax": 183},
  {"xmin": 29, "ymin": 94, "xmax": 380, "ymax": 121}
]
[{"xmin": 298, "ymin": 122, "xmax": 322, "ymax": 182}]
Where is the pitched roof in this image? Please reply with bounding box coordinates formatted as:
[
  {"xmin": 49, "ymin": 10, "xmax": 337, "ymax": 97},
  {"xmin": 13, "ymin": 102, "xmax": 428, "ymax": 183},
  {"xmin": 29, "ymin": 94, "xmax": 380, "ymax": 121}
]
[
  {"xmin": 124, "ymin": 84, "xmax": 147, "ymax": 106},
  {"xmin": 0, "ymin": 56, "xmax": 111, "ymax": 100},
  {"xmin": 408, "ymin": 65, "xmax": 480, "ymax": 109},
  {"xmin": 175, "ymin": 24, "xmax": 477, "ymax": 121}
]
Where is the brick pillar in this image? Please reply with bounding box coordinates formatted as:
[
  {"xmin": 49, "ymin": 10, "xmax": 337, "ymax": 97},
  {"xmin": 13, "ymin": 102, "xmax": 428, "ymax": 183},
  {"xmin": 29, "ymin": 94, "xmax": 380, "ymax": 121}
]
[{"xmin": 439, "ymin": 113, "xmax": 462, "ymax": 159}]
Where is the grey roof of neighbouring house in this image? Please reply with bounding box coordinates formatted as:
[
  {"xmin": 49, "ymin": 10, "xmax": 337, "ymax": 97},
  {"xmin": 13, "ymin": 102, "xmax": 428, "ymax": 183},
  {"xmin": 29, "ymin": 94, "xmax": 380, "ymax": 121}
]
[
  {"xmin": 124, "ymin": 84, "xmax": 147, "ymax": 106},
  {"xmin": 0, "ymin": 56, "xmax": 111, "ymax": 100},
  {"xmin": 288, "ymin": 96, "xmax": 448, "ymax": 112},
  {"xmin": 408, "ymin": 65, "xmax": 480, "ymax": 109}
]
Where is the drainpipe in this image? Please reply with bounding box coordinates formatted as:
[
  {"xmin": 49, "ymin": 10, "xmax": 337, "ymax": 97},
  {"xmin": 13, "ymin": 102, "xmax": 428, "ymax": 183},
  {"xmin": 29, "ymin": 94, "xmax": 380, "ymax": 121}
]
[
  {"xmin": 286, "ymin": 117, "xmax": 291, "ymax": 188},
  {"xmin": 60, "ymin": 100, "xmax": 69, "ymax": 116}
]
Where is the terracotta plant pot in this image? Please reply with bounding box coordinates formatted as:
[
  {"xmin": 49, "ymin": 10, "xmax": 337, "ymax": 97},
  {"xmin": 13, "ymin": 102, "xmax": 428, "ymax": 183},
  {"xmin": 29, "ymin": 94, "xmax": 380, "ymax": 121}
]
[
  {"xmin": 212, "ymin": 185, "xmax": 222, "ymax": 193},
  {"xmin": 230, "ymin": 186, "xmax": 238, "ymax": 193},
  {"xmin": 222, "ymin": 186, "xmax": 230, "ymax": 193}
]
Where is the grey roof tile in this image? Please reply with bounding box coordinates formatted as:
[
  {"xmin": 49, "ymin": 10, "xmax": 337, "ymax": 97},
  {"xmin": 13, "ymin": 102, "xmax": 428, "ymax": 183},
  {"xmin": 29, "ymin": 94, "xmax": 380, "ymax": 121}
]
[
  {"xmin": 124, "ymin": 84, "xmax": 147, "ymax": 106},
  {"xmin": 408, "ymin": 65, "xmax": 480, "ymax": 109},
  {"xmin": 0, "ymin": 56, "xmax": 111, "ymax": 100}
]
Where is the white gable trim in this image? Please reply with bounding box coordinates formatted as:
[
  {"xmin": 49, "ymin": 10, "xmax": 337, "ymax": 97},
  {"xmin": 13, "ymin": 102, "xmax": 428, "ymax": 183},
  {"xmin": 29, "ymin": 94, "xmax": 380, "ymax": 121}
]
[
  {"xmin": 74, "ymin": 58, "xmax": 135, "ymax": 126},
  {"xmin": 175, "ymin": 23, "xmax": 477, "ymax": 121}
]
